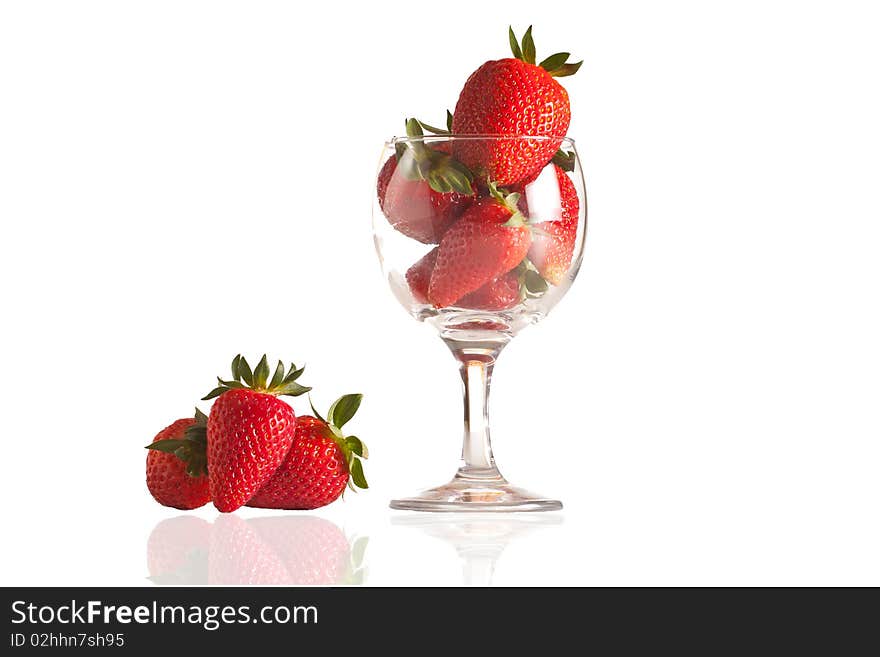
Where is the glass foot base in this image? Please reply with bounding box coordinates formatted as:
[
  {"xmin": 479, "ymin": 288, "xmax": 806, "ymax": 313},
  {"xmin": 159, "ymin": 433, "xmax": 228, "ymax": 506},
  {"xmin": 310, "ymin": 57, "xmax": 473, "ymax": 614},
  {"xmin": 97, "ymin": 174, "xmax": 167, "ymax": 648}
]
[{"xmin": 390, "ymin": 476, "xmax": 562, "ymax": 512}]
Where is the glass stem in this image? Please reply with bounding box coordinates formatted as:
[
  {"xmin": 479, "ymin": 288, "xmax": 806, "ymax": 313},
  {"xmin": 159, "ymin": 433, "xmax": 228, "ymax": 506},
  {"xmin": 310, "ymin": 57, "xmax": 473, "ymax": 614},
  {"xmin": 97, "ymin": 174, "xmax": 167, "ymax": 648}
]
[{"xmin": 449, "ymin": 344, "xmax": 507, "ymax": 483}]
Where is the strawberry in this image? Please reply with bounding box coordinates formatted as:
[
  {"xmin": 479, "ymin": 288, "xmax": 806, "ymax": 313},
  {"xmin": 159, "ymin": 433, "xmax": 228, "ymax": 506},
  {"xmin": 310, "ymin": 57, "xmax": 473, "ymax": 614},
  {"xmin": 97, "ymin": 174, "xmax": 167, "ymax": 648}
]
[
  {"xmin": 202, "ymin": 355, "xmax": 310, "ymax": 513},
  {"xmin": 527, "ymin": 218, "xmax": 578, "ymax": 286},
  {"xmin": 519, "ymin": 164, "xmax": 580, "ymax": 285},
  {"xmin": 145, "ymin": 411, "xmax": 211, "ymax": 510},
  {"xmin": 428, "ymin": 189, "xmax": 531, "ymax": 308},
  {"xmin": 452, "ymin": 26, "xmax": 581, "ymax": 186},
  {"xmin": 405, "ymin": 247, "xmax": 438, "ymax": 303},
  {"xmin": 408, "ymin": 245, "xmax": 520, "ymax": 310},
  {"xmin": 458, "ymin": 271, "xmax": 520, "ymax": 310},
  {"xmin": 247, "ymin": 394, "xmax": 368, "ymax": 510},
  {"xmin": 378, "ymin": 119, "xmax": 475, "ymax": 244}
]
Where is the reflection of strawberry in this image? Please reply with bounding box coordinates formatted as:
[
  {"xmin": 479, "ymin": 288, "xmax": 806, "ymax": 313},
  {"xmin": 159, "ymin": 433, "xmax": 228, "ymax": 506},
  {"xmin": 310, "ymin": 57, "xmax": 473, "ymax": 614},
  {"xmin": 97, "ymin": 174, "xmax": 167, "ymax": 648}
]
[
  {"xmin": 145, "ymin": 412, "xmax": 211, "ymax": 510},
  {"xmin": 208, "ymin": 515, "xmax": 289, "ymax": 585},
  {"xmin": 428, "ymin": 193, "xmax": 531, "ymax": 308},
  {"xmin": 520, "ymin": 165, "xmax": 580, "ymax": 285},
  {"xmin": 202, "ymin": 355, "xmax": 310, "ymax": 513},
  {"xmin": 452, "ymin": 26, "xmax": 581, "ymax": 186},
  {"xmin": 247, "ymin": 395, "xmax": 368, "ymax": 510},
  {"xmin": 248, "ymin": 516, "xmax": 351, "ymax": 585},
  {"xmin": 378, "ymin": 120, "xmax": 475, "ymax": 244},
  {"xmin": 458, "ymin": 271, "xmax": 520, "ymax": 310},
  {"xmin": 147, "ymin": 516, "xmax": 210, "ymax": 585}
]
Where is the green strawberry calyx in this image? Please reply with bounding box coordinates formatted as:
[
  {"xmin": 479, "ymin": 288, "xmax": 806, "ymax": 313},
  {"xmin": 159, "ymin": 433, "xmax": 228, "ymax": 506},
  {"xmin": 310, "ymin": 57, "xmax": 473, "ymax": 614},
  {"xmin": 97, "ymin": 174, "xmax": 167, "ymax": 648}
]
[
  {"xmin": 509, "ymin": 25, "xmax": 582, "ymax": 77},
  {"xmin": 552, "ymin": 148, "xmax": 576, "ymax": 172},
  {"xmin": 514, "ymin": 258, "xmax": 551, "ymax": 302},
  {"xmin": 202, "ymin": 354, "xmax": 311, "ymax": 400},
  {"xmin": 487, "ymin": 178, "xmax": 557, "ymax": 298},
  {"xmin": 412, "ymin": 110, "xmax": 455, "ymax": 136},
  {"xmin": 487, "ymin": 180, "xmax": 553, "ymax": 241},
  {"xmin": 395, "ymin": 117, "xmax": 475, "ymax": 196},
  {"xmin": 144, "ymin": 408, "xmax": 209, "ymax": 478},
  {"xmin": 309, "ymin": 393, "xmax": 369, "ymax": 493},
  {"xmin": 486, "ymin": 180, "xmax": 529, "ymax": 228}
]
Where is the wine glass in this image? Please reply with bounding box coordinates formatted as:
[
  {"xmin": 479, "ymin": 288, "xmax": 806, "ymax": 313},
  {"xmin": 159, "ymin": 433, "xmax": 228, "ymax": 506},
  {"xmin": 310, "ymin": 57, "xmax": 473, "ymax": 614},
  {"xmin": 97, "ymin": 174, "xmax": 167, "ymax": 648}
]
[{"xmin": 373, "ymin": 134, "xmax": 587, "ymax": 511}]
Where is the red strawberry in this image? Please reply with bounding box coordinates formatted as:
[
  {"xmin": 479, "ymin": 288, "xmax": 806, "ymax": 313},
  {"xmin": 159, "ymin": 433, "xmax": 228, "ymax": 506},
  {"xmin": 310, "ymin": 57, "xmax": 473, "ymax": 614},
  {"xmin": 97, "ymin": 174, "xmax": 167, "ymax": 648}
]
[
  {"xmin": 527, "ymin": 219, "xmax": 578, "ymax": 286},
  {"xmin": 145, "ymin": 411, "xmax": 211, "ymax": 510},
  {"xmin": 519, "ymin": 164, "xmax": 580, "ymax": 285},
  {"xmin": 458, "ymin": 271, "xmax": 520, "ymax": 310},
  {"xmin": 405, "ymin": 247, "xmax": 438, "ymax": 303},
  {"xmin": 408, "ymin": 247, "xmax": 520, "ymax": 310},
  {"xmin": 248, "ymin": 394, "xmax": 368, "ymax": 510},
  {"xmin": 378, "ymin": 156, "xmax": 472, "ymax": 244},
  {"xmin": 202, "ymin": 355, "xmax": 310, "ymax": 513},
  {"xmin": 378, "ymin": 119, "xmax": 475, "ymax": 244},
  {"xmin": 452, "ymin": 26, "xmax": 581, "ymax": 186},
  {"xmin": 428, "ymin": 191, "xmax": 531, "ymax": 308}
]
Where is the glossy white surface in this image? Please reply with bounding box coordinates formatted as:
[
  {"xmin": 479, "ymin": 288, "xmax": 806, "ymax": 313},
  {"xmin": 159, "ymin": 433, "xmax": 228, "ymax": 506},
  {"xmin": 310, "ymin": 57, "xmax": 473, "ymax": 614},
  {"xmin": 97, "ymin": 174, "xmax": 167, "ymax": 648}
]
[{"xmin": 1, "ymin": 1, "xmax": 879, "ymax": 586}]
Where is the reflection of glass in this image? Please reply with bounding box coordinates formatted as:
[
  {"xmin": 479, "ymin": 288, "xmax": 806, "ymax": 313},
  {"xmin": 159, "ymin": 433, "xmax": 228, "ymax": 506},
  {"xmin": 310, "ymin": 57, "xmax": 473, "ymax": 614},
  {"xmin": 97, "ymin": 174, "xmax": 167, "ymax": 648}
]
[
  {"xmin": 373, "ymin": 135, "xmax": 587, "ymax": 511},
  {"xmin": 146, "ymin": 515, "xmax": 368, "ymax": 585},
  {"xmin": 392, "ymin": 513, "xmax": 562, "ymax": 586}
]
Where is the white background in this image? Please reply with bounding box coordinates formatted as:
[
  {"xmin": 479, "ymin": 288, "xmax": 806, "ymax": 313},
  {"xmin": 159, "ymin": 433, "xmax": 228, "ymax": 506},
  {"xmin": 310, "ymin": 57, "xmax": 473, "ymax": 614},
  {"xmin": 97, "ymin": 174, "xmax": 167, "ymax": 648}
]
[{"xmin": 1, "ymin": 0, "xmax": 878, "ymax": 586}]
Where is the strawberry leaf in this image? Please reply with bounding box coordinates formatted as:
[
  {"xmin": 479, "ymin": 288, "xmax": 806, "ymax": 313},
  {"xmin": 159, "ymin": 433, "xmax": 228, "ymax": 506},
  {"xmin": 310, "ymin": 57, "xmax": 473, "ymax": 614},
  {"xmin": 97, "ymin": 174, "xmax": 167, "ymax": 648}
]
[
  {"xmin": 202, "ymin": 386, "xmax": 226, "ymax": 400},
  {"xmin": 552, "ymin": 61, "xmax": 583, "ymax": 78},
  {"xmin": 218, "ymin": 378, "xmax": 246, "ymax": 389},
  {"xmin": 345, "ymin": 435, "xmax": 368, "ymax": 459},
  {"xmin": 282, "ymin": 364, "xmax": 305, "ymax": 384},
  {"xmin": 205, "ymin": 355, "xmax": 310, "ymax": 399},
  {"xmin": 509, "ymin": 26, "xmax": 523, "ymax": 60},
  {"xmin": 268, "ymin": 360, "xmax": 285, "ymax": 389},
  {"xmin": 406, "ymin": 117, "xmax": 424, "ymax": 138},
  {"xmin": 277, "ymin": 381, "xmax": 311, "ymax": 397},
  {"xmin": 328, "ymin": 393, "xmax": 363, "ymax": 429},
  {"xmin": 309, "ymin": 395, "xmax": 326, "ymax": 423},
  {"xmin": 522, "ymin": 25, "xmax": 536, "ymax": 65},
  {"xmin": 238, "ymin": 356, "xmax": 253, "ymax": 387},
  {"xmin": 397, "ymin": 127, "xmax": 475, "ymax": 196},
  {"xmin": 193, "ymin": 407, "xmax": 209, "ymax": 425},
  {"xmin": 349, "ymin": 458, "xmax": 368, "ymax": 489},
  {"xmin": 145, "ymin": 408, "xmax": 209, "ymax": 477},
  {"xmin": 416, "ymin": 118, "xmax": 449, "ymax": 135},
  {"xmin": 145, "ymin": 439, "xmax": 189, "ymax": 454},
  {"xmin": 552, "ymin": 149, "xmax": 576, "ymax": 172},
  {"xmin": 446, "ymin": 109, "xmax": 454, "ymax": 131},
  {"xmin": 524, "ymin": 269, "xmax": 549, "ymax": 294},
  {"xmin": 253, "ymin": 354, "xmax": 270, "ymax": 389},
  {"xmin": 539, "ymin": 51, "xmax": 570, "ymax": 72},
  {"xmin": 427, "ymin": 171, "xmax": 453, "ymax": 194}
]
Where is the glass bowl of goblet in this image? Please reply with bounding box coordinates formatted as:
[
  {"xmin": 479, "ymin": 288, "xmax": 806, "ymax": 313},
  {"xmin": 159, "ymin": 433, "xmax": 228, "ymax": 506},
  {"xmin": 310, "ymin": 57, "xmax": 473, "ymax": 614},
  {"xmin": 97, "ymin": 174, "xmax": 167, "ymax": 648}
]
[{"xmin": 373, "ymin": 133, "xmax": 587, "ymax": 511}]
